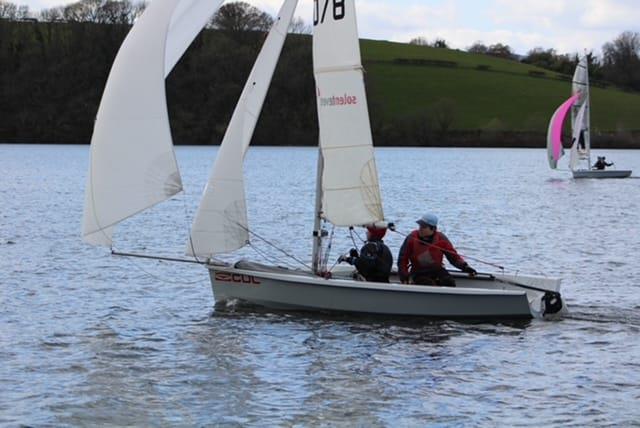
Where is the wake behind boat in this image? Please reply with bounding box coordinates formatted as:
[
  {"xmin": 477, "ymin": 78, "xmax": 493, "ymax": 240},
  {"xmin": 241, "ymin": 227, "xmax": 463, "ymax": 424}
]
[{"xmin": 82, "ymin": 0, "xmax": 566, "ymax": 320}]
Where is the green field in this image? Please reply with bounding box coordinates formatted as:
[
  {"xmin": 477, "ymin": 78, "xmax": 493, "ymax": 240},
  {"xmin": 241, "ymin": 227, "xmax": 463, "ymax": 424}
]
[{"xmin": 360, "ymin": 40, "xmax": 640, "ymax": 132}]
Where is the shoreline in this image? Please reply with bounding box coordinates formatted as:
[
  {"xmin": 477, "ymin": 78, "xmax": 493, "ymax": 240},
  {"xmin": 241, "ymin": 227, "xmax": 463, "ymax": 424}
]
[{"xmin": 3, "ymin": 129, "xmax": 640, "ymax": 149}]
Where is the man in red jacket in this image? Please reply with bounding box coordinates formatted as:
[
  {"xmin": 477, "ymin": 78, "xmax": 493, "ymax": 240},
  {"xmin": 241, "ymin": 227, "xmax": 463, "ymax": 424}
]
[{"xmin": 398, "ymin": 213, "xmax": 476, "ymax": 286}]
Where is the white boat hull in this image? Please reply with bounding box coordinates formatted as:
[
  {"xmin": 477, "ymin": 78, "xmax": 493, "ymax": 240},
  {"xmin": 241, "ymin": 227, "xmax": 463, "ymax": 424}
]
[
  {"xmin": 207, "ymin": 262, "xmax": 565, "ymax": 319},
  {"xmin": 572, "ymin": 169, "xmax": 632, "ymax": 179}
]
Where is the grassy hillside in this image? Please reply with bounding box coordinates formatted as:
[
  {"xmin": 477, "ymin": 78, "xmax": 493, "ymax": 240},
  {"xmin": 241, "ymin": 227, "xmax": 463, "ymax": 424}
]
[
  {"xmin": 361, "ymin": 40, "xmax": 640, "ymax": 133},
  {"xmin": 2, "ymin": 20, "xmax": 639, "ymax": 146}
]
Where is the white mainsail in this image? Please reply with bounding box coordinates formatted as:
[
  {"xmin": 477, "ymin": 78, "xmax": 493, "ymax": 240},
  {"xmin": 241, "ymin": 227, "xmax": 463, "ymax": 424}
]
[
  {"xmin": 313, "ymin": 0, "xmax": 384, "ymax": 226},
  {"xmin": 187, "ymin": 0, "xmax": 299, "ymax": 258},
  {"xmin": 571, "ymin": 55, "xmax": 590, "ymax": 167},
  {"xmin": 569, "ymin": 101, "xmax": 587, "ymax": 171},
  {"xmin": 82, "ymin": 0, "xmax": 222, "ymax": 246}
]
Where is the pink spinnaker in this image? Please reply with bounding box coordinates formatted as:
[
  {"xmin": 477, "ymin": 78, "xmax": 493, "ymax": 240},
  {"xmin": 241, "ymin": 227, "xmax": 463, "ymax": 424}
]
[{"xmin": 546, "ymin": 93, "xmax": 580, "ymax": 169}]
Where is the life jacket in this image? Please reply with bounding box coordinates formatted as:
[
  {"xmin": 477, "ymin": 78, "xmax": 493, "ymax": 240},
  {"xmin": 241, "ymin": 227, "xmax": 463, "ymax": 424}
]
[
  {"xmin": 398, "ymin": 230, "xmax": 466, "ymax": 278},
  {"xmin": 354, "ymin": 240, "xmax": 393, "ymax": 283}
]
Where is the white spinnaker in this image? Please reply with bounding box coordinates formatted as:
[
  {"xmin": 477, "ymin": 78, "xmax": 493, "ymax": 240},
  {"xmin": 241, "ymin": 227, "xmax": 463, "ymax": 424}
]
[
  {"xmin": 165, "ymin": 0, "xmax": 224, "ymax": 75},
  {"xmin": 83, "ymin": 0, "xmax": 224, "ymax": 247},
  {"xmin": 82, "ymin": 0, "xmax": 184, "ymax": 246},
  {"xmin": 572, "ymin": 55, "xmax": 590, "ymax": 155},
  {"xmin": 187, "ymin": 0, "xmax": 299, "ymax": 258},
  {"xmin": 569, "ymin": 102, "xmax": 587, "ymax": 171},
  {"xmin": 313, "ymin": 0, "xmax": 384, "ymax": 226}
]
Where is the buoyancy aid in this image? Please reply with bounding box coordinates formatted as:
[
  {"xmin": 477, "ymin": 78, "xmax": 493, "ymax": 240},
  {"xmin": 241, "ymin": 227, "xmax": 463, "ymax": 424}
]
[
  {"xmin": 398, "ymin": 230, "xmax": 466, "ymax": 280},
  {"xmin": 354, "ymin": 239, "xmax": 393, "ymax": 283}
]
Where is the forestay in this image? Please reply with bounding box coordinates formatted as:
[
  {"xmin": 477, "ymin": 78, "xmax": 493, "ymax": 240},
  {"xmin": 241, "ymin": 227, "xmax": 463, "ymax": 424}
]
[
  {"xmin": 82, "ymin": 0, "xmax": 223, "ymax": 246},
  {"xmin": 313, "ymin": 0, "xmax": 384, "ymax": 226},
  {"xmin": 187, "ymin": 0, "xmax": 299, "ymax": 258}
]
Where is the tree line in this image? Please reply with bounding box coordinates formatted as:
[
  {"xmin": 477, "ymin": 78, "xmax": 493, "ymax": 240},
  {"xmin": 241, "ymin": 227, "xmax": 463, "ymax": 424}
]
[
  {"xmin": 411, "ymin": 33, "xmax": 640, "ymax": 92},
  {"xmin": 0, "ymin": 0, "xmax": 318, "ymax": 144},
  {"xmin": 1, "ymin": 0, "xmax": 639, "ymax": 146}
]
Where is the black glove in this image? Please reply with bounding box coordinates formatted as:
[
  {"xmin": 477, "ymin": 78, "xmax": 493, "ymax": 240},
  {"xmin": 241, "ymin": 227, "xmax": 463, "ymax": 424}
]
[
  {"xmin": 338, "ymin": 254, "xmax": 355, "ymax": 265},
  {"xmin": 462, "ymin": 265, "xmax": 477, "ymax": 276},
  {"xmin": 349, "ymin": 248, "xmax": 359, "ymax": 258}
]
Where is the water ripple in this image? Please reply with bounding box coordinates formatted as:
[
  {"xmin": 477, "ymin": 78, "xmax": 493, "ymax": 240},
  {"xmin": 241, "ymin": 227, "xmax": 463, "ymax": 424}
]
[{"xmin": 2, "ymin": 145, "xmax": 640, "ymax": 425}]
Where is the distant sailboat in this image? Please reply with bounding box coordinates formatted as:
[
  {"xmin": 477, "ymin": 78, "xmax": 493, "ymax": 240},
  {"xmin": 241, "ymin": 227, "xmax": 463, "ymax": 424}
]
[
  {"xmin": 83, "ymin": 0, "xmax": 566, "ymax": 319},
  {"xmin": 546, "ymin": 55, "xmax": 632, "ymax": 178}
]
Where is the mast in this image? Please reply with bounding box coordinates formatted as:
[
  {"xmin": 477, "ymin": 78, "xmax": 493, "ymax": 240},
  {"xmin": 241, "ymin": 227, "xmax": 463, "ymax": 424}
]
[
  {"xmin": 311, "ymin": 147, "xmax": 325, "ymax": 275},
  {"xmin": 585, "ymin": 56, "xmax": 592, "ymax": 168},
  {"xmin": 571, "ymin": 54, "xmax": 590, "ymax": 170}
]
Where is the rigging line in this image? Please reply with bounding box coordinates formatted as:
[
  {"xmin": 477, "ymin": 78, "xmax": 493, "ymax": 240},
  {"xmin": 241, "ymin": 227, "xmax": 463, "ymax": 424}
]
[
  {"xmin": 111, "ymin": 250, "xmax": 205, "ymax": 264},
  {"xmin": 249, "ymin": 242, "xmax": 280, "ymax": 265},
  {"xmin": 352, "ymin": 227, "xmax": 366, "ymax": 244},
  {"xmin": 348, "ymin": 227, "xmax": 358, "ymax": 250},
  {"xmin": 230, "ymin": 219, "xmax": 312, "ymax": 271},
  {"xmin": 249, "ymin": 242, "xmax": 297, "ymax": 269},
  {"xmin": 327, "ymin": 256, "xmax": 341, "ymax": 274},
  {"xmin": 112, "ymin": 249, "xmax": 209, "ymax": 285},
  {"xmin": 391, "ymin": 229, "xmax": 505, "ymax": 271},
  {"xmin": 321, "ymin": 224, "xmax": 335, "ymax": 272},
  {"xmin": 181, "ymin": 189, "xmax": 203, "ymax": 264}
]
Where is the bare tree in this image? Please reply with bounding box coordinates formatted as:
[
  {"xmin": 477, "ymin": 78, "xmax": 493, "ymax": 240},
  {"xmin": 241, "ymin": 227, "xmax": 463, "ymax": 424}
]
[
  {"xmin": 42, "ymin": 0, "xmax": 139, "ymax": 24},
  {"xmin": 288, "ymin": 16, "xmax": 310, "ymax": 34},
  {"xmin": 39, "ymin": 6, "xmax": 63, "ymax": 21},
  {"xmin": 467, "ymin": 41, "xmax": 488, "ymax": 54},
  {"xmin": 0, "ymin": 0, "xmax": 23, "ymax": 21},
  {"xmin": 486, "ymin": 43, "xmax": 515, "ymax": 59},
  {"xmin": 409, "ymin": 36, "xmax": 428, "ymax": 46},
  {"xmin": 433, "ymin": 38, "xmax": 448, "ymax": 49},
  {"xmin": 602, "ymin": 31, "xmax": 640, "ymax": 90}
]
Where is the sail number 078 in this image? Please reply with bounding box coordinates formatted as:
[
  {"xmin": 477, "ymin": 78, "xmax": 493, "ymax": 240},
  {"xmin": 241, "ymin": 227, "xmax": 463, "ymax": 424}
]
[{"xmin": 313, "ymin": 0, "xmax": 345, "ymax": 25}]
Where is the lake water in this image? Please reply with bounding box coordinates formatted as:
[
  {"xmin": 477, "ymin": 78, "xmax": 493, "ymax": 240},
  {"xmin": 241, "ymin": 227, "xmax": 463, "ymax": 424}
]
[{"xmin": 2, "ymin": 144, "xmax": 640, "ymax": 426}]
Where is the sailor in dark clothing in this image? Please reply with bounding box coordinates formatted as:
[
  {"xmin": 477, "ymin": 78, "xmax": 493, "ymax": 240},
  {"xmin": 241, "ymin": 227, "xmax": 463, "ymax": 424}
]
[
  {"xmin": 339, "ymin": 225, "xmax": 393, "ymax": 283},
  {"xmin": 593, "ymin": 156, "xmax": 613, "ymax": 170}
]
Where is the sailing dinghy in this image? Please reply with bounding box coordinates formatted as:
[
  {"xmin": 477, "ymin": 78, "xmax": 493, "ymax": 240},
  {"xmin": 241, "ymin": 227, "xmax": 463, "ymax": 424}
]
[
  {"xmin": 83, "ymin": 0, "xmax": 566, "ymax": 319},
  {"xmin": 546, "ymin": 55, "xmax": 632, "ymax": 179}
]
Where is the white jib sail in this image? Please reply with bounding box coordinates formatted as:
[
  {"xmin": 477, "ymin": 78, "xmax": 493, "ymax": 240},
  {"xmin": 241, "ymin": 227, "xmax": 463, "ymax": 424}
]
[
  {"xmin": 569, "ymin": 102, "xmax": 587, "ymax": 171},
  {"xmin": 572, "ymin": 55, "xmax": 590, "ymax": 155},
  {"xmin": 82, "ymin": 0, "xmax": 185, "ymax": 246},
  {"xmin": 313, "ymin": 0, "xmax": 384, "ymax": 226},
  {"xmin": 187, "ymin": 0, "xmax": 299, "ymax": 258}
]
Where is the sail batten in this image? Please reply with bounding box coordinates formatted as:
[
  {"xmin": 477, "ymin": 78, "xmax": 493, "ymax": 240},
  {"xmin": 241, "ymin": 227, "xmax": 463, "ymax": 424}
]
[
  {"xmin": 187, "ymin": 0, "xmax": 299, "ymax": 258},
  {"xmin": 313, "ymin": 0, "xmax": 384, "ymax": 226}
]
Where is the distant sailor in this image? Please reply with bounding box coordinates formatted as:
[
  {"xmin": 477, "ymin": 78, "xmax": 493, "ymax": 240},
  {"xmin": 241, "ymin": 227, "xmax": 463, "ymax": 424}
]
[
  {"xmin": 398, "ymin": 213, "xmax": 476, "ymax": 287},
  {"xmin": 340, "ymin": 225, "xmax": 393, "ymax": 283},
  {"xmin": 593, "ymin": 156, "xmax": 614, "ymax": 170}
]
